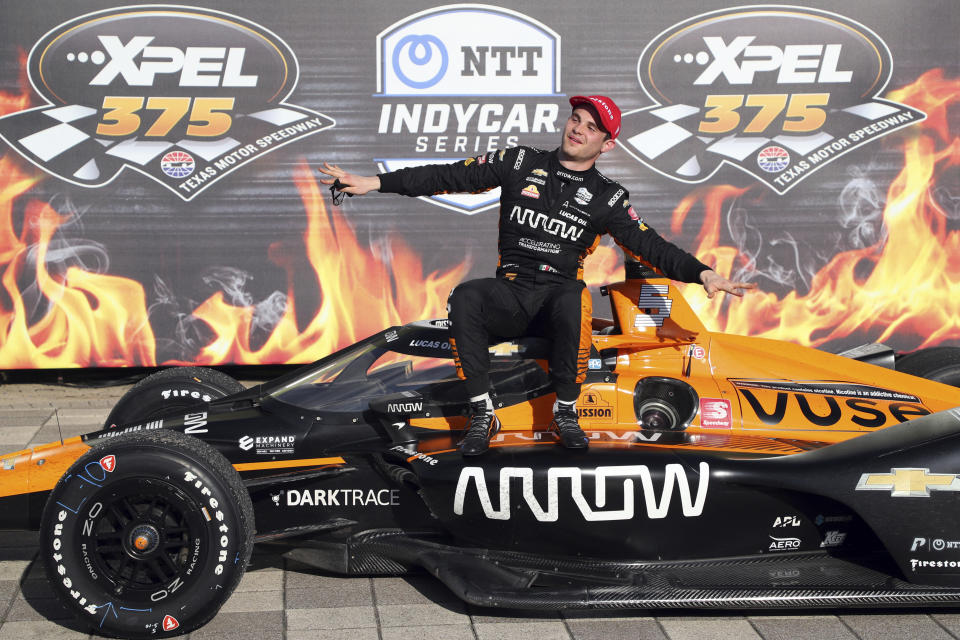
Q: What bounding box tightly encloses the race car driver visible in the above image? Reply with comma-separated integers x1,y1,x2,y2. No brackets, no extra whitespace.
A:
318,95,755,456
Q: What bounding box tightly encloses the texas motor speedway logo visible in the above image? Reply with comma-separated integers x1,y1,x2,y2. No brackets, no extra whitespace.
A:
0,6,333,201
375,4,562,214
619,6,925,194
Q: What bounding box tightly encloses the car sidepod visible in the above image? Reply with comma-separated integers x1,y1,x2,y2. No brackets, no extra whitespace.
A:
334,408,960,609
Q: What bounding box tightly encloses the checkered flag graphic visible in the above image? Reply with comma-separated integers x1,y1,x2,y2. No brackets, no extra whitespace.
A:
620,99,925,194
0,103,334,200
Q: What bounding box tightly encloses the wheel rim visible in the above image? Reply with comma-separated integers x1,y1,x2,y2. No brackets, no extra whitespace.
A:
87,479,206,602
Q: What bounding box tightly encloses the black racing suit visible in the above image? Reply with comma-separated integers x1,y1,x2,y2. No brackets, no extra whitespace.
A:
378,146,710,402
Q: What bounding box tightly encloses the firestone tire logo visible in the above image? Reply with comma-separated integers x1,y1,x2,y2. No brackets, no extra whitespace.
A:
374,4,562,215
619,6,925,194
0,5,334,201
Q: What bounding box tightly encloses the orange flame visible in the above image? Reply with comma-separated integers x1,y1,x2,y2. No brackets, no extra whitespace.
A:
0,156,157,367
0,159,470,368
183,162,470,365
582,244,624,287
0,56,158,368
670,69,960,350
0,49,31,117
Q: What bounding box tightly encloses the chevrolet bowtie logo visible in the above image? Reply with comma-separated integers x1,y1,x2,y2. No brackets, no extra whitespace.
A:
489,342,520,356
856,468,960,497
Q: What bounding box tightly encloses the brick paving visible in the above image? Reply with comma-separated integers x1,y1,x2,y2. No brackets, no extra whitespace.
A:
1,380,958,639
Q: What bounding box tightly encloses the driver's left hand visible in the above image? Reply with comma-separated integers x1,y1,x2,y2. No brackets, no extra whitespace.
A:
700,270,758,298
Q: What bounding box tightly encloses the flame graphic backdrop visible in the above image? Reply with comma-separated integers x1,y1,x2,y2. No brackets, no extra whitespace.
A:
671,70,960,350
0,1,957,369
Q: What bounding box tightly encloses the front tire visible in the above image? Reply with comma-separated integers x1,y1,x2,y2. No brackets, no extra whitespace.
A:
896,347,960,388
41,430,253,638
104,367,245,428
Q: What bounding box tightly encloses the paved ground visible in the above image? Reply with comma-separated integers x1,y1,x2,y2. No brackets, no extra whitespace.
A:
3,380,960,639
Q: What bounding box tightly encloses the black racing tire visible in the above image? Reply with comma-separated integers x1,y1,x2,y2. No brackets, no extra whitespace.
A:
40,430,253,638
104,367,245,428
896,347,960,388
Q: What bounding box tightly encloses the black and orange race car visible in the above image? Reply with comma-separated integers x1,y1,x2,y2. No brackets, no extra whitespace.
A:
2,266,960,638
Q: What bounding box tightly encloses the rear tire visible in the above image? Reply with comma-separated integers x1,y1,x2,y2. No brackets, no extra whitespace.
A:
40,430,253,638
104,367,244,428
896,347,960,388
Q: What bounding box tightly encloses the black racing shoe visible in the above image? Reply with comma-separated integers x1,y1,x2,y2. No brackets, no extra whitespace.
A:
458,400,501,456
550,406,589,449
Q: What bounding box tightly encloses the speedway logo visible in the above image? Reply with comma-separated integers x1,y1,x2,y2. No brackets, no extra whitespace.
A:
619,6,925,194
0,5,333,201
454,462,709,521
374,5,562,214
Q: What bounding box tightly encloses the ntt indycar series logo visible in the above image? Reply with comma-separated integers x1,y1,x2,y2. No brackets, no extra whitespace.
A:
619,6,925,194
0,5,334,201
375,4,562,214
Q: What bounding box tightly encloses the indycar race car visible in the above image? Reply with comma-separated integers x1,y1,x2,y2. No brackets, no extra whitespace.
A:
2,266,960,638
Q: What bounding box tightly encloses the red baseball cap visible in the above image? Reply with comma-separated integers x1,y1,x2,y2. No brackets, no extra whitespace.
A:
569,95,621,140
